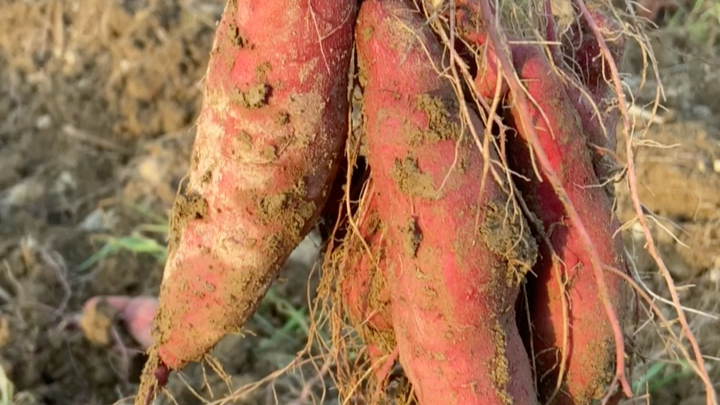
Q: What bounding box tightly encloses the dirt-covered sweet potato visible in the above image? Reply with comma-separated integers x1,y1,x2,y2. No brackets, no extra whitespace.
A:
504,42,628,405
357,1,539,404
136,0,356,401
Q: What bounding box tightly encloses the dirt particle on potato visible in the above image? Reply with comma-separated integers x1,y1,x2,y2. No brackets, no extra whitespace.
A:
227,19,247,48
579,337,615,403
255,193,289,224
261,145,277,160
299,58,320,83
491,320,512,405
287,90,325,147
365,212,381,235
386,16,419,52
236,130,253,152
255,180,316,243
361,26,374,42
232,83,270,108
261,234,286,266
423,285,438,299
480,201,538,286
402,217,422,257
255,61,272,80
168,191,208,253
391,156,442,200
290,199,316,235
458,154,469,173
277,111,290,125
367,255,392,327
201,170,212,183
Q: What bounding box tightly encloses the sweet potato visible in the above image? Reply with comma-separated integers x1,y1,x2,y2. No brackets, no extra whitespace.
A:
81,295,159,350
460,2,625,192
357,1,539,404
509,8,629,403
556,4,626,194
503,43,628,405
138,0,356,392
457,10,629,402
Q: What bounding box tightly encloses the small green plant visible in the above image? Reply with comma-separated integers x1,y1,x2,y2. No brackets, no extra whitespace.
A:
77,205,169,273
255,288,310,351
76,232,168,273
665,0,720,46
633,360,695,394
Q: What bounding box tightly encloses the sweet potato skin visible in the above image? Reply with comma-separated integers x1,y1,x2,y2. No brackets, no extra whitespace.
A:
342,192,392,334
504,44,627,405
357,1,538,404
153,0,355,370
340,187,397,383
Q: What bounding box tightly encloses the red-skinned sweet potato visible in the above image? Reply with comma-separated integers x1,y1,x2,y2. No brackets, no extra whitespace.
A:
504,43,628,405
81,295,159,350
555,4,626,194
460,2,625,190
137,0,356,397
357,1,539,404
457,9,628,402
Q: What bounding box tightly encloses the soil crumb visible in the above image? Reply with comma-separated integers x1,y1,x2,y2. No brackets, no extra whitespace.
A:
232,83,270,108
402,217,422,258
79,300,119,347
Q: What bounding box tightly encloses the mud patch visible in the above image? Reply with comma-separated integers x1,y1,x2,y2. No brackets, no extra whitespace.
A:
410,94,460,145
401,218,422,258
491,321,512,405
480,202,538,286
254,180,316,240
167,192,208,253
391,156,443,200
232,83,271,109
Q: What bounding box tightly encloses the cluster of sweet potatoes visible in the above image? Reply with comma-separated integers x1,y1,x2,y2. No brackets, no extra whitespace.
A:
134,0,632,404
